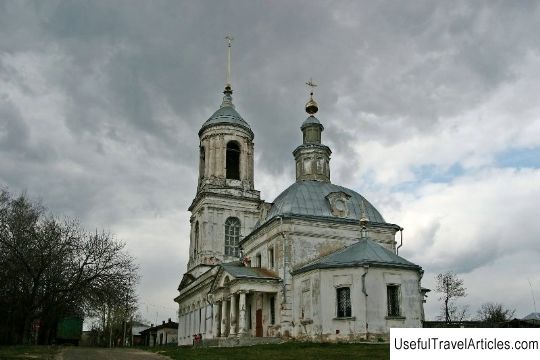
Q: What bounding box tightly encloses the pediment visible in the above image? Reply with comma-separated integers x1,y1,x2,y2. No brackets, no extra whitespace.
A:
178,273,196,291
210,267,237,292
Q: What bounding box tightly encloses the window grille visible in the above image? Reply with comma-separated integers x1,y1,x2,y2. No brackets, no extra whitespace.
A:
224,217,240,256
336,287,351,317
387,285,400,317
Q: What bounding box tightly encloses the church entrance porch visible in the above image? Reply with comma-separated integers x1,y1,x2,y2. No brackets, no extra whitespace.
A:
213,289,278,340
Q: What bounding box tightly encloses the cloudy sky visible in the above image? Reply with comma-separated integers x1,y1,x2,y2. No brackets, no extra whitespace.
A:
2,0,540,323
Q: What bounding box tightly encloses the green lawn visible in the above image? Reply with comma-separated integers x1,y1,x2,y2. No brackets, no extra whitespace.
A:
0,346,58,360
148,342,390,360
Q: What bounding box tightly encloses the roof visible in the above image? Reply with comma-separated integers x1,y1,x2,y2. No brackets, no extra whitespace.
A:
292,238,422,275
301,116,324,130
221,261,280,280
199,104,252,135
140,320,178,333
523,312,540,320
264,181,386,225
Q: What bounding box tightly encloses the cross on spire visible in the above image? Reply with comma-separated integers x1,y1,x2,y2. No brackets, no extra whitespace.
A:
304,78,319,115
306,78,317,96
225,35,234,87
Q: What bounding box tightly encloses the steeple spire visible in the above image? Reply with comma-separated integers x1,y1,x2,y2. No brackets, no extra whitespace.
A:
225,35,233,90
221,35,235,108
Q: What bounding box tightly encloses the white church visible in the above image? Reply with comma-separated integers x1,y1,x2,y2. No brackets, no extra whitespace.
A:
175,47,427,346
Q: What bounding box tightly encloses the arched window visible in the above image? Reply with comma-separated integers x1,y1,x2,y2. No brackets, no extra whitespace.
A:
199,146,205,179
226,141,240,180
224,217,240,256
193,221,199,257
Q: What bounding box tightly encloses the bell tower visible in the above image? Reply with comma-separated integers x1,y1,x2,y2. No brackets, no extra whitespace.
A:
187,37,261,270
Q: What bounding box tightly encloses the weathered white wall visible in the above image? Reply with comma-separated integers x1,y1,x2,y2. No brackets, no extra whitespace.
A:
291,267,423,341
177,272,215,346
189,195,261,269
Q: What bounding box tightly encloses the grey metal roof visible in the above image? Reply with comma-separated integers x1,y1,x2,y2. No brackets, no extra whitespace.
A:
293,238,421,275
523,313,540,320
221,261,279,280
301,116,324,130
264,180,386,224
200,105,252,134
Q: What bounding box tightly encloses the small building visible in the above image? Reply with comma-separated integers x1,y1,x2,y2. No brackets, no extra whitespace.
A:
522,312,540,326
130,321,150,346
140,319,178,346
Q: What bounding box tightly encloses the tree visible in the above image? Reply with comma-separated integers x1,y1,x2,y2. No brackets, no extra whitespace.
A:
435,271,467,323
477,302,515,324
0,189,139,345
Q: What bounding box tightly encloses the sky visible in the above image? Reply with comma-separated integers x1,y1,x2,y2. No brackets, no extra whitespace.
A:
1,0,540,323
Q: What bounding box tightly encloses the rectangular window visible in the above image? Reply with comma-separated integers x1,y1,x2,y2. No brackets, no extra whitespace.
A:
301,290,311,319
387,284,400,317
270,296,276,325
199,308,202,332
247,304,252,329
336,287,351,318
268,247,274,268
256,253,262,268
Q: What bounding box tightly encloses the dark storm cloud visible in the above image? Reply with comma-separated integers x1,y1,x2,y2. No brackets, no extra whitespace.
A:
2,0,540,321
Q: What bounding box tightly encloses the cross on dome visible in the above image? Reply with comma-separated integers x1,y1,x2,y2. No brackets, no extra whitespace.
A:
305,78,319,115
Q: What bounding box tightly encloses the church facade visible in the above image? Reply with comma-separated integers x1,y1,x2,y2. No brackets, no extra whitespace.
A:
174,81,427,345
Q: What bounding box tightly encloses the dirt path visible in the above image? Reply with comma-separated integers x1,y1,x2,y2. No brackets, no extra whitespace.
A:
58,347,170,360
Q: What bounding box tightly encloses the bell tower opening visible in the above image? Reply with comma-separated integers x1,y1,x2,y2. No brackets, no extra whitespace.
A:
199,146,205,180
226,141,241,180
193,221,199,258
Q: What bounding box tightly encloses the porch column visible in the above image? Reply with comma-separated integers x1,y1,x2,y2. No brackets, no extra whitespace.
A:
212,302,220,337
179,313,184,339
238,291,247,336
229,293,237,336
221,299,228,337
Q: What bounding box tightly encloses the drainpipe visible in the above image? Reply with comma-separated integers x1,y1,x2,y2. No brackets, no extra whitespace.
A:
277,216,288,304
361,265,369,337
396,227,404,255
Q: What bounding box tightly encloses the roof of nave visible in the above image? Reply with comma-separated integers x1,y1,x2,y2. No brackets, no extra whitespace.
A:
292,238,421,275
220,261,280,280
263,180,386,225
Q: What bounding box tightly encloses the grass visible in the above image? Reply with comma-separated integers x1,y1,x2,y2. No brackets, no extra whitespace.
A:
146,342,390,360
0,346,58,360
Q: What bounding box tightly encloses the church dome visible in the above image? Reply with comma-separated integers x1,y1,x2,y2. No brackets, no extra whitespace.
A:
199,106,252,135
265,180,386,224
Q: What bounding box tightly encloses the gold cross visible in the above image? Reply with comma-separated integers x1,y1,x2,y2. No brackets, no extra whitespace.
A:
306,78,317,95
